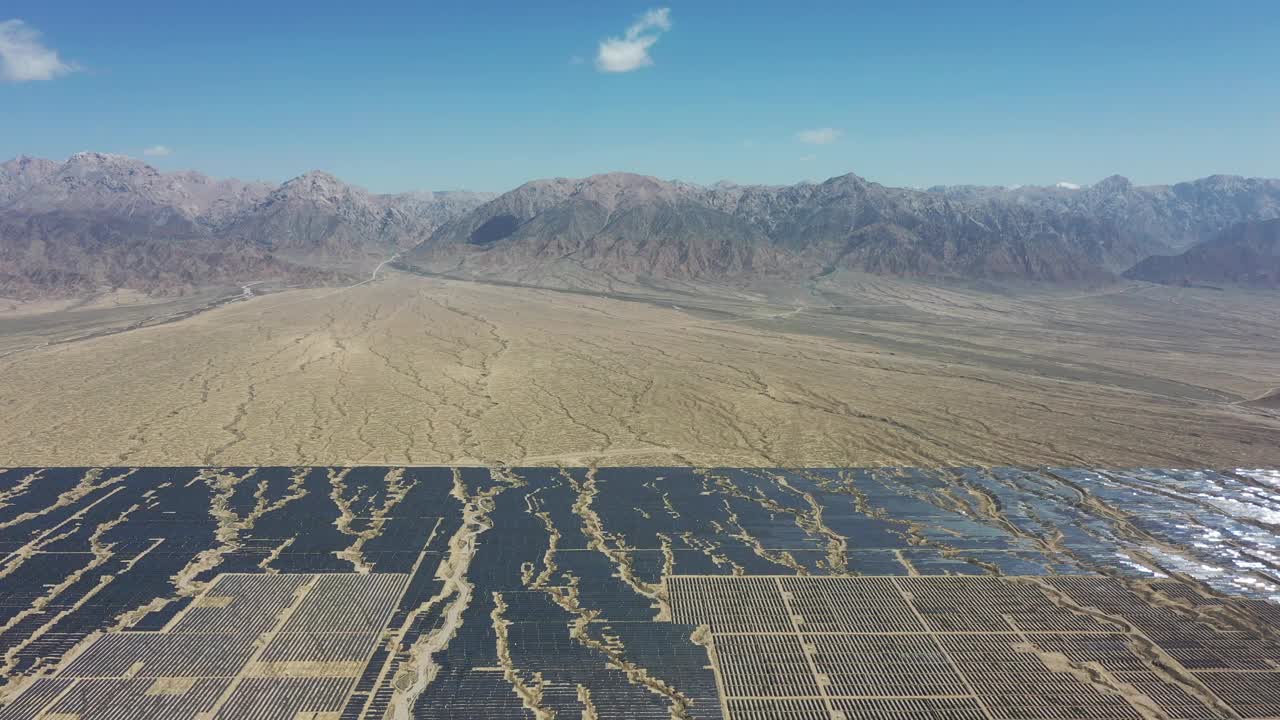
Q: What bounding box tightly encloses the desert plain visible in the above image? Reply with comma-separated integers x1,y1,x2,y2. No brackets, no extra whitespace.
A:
0,270,1277,468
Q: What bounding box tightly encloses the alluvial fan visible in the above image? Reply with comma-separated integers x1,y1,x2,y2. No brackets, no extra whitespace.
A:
0,466,1277,719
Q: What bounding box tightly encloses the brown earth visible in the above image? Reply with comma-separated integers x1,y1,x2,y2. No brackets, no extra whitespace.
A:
0,270,1276,468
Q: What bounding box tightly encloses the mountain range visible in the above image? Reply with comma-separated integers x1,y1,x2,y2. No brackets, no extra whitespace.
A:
0,153,494,297
3,153,1280,298
403,171,1280,287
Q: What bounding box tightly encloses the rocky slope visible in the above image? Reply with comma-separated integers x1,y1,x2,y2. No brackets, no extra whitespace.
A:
930,174,1280,265
411,173,792,284
2,153,274,222
403,171,1280,285
0,154,493,297
220,171,497,269
0,210,340,297
1124,218,1280,288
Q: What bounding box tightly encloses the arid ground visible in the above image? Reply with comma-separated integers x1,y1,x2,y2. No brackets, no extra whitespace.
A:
0,271,1277,468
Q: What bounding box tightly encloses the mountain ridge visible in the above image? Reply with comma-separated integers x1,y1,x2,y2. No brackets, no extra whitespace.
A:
0,154,495,297
4,153,1280,297
1124,218,1280,288
403,169,1280,286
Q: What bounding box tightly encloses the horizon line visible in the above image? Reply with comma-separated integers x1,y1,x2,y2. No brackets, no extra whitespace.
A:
4,151,1278,198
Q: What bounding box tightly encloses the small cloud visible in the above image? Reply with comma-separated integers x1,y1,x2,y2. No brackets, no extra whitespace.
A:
799,154,817,161
143,145,172,157
796,127,842,145
1056,181,1081,190
596,7,671,73
0,19,78,83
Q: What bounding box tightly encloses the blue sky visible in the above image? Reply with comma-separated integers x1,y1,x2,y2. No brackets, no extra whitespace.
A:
2,1,1277,193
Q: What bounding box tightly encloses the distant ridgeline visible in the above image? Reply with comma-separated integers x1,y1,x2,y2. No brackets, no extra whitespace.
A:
5,153,1280,296
0,466,1277,719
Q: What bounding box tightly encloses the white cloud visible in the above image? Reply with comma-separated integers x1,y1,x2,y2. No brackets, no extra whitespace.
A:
796,127,842,145
1056,181,1081,190
0,19,78,83
799,154,817,161
143,145,172,157
596,8,671,73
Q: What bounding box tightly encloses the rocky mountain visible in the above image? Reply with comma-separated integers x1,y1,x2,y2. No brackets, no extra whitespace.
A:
402,171,1280,285
1124,218,1280,288
5,153,1280,298
929,174,1280,263
2,153,274,223
220,171,494,269
0,210,340,298
0,154,493,297
0,156,60,206
219,170,398,268
702,174,1130,281
381,190,508,239
410,173,790,284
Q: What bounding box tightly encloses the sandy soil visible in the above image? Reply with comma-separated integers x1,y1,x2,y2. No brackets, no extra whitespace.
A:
0,286,242,359
1243,388,1280,410
0,271,1276,467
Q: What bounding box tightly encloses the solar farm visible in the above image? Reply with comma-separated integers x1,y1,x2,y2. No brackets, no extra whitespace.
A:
0,466,1278,719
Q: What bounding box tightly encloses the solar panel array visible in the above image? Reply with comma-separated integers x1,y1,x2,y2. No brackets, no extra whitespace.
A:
0,466,1277,719
4,571,405,719
669,574,1280,719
